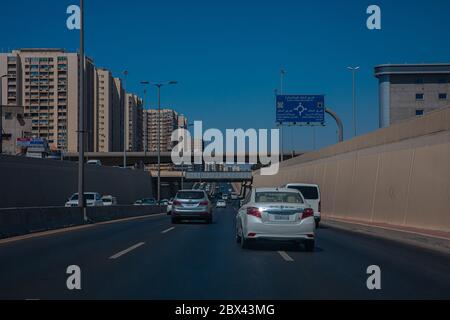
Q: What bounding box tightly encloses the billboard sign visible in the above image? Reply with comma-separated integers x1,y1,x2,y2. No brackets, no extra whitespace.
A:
276,95,325,125
16,138,32,148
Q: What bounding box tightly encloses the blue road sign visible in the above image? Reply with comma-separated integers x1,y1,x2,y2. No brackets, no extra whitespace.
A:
276,95,325,125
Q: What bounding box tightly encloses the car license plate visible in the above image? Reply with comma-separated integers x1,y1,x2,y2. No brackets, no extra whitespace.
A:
273,215,290,221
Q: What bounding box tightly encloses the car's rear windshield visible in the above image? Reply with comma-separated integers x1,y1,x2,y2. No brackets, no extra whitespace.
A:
287,186,319,200
255,192,304,204
177,191,205,199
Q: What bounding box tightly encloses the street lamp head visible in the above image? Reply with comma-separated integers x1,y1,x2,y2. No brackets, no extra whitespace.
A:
168,81,178,85
347,66,360,71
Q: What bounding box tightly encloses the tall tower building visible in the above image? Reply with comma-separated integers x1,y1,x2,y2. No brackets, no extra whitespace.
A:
0,48,95,152
125,93,143,152
143,108,180,152
94,68,114,152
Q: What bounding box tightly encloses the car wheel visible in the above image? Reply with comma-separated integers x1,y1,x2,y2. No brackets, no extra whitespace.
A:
304,239,315,252
206,217,213,224
171,218,178,224
239,224,250,249
236,225,242,244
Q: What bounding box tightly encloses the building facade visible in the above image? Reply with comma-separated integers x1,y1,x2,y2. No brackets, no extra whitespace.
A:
94,68,114,152
375,64,450,127
0,48,96,152
125,93,143,152
143,109,181,152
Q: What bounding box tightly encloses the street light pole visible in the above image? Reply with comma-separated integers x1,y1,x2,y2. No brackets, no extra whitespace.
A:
78,0,86,217
347,66,360,137
151,81,177,203
0,74,8,154
156,84,162,203
123,70,128,168
140,81,149,157
280,69,286,162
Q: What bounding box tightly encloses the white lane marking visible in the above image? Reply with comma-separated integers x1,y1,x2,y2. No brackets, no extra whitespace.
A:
278,251,294,262
109,242,145,260
162,227,175,234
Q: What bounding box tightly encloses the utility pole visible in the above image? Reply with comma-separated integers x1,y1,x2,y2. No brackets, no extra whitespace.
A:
78,0,86,219
280,68,286,162
123,70,128,168
0,74,8,154
151,81,177,203
157,84,161,203
347,66,360,137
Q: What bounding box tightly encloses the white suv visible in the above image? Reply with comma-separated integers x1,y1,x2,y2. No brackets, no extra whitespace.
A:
236,187,315,251
283,183,321,228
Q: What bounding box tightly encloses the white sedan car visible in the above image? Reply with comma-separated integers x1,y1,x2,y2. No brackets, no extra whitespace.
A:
216,200,227,208
236,187,315,251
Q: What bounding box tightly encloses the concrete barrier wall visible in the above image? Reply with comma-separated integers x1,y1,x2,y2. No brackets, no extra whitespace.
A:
0,155,154,208
254,108,450,233
0,205,166,239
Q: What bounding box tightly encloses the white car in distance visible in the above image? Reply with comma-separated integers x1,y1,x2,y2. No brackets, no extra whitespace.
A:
102,195,117,206
87,160,102,166
216,200,227,208
236,187,315,251
65,192,104,207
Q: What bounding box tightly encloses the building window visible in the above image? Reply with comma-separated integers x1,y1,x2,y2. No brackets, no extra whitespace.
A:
439,93,447,100
415,78,424,84
416,109,424,116
415,93,424,101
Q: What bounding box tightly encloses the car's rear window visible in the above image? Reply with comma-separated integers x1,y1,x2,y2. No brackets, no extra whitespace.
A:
288,186,319,200
177,191,205,199
255,192,304,204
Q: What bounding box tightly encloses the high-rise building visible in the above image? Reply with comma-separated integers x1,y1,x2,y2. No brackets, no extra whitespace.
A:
375,64,450,127
93,68,127,152
143,109,181,152
125,93,143,152
0,48,95,152
94,68,114,152
113,77,125,152
178,114,187,129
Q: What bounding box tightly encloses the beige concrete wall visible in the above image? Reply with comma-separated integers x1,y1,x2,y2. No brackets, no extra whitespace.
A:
253,107,450,233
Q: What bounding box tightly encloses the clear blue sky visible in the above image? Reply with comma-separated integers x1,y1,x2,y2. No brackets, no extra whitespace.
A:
1,0,450,151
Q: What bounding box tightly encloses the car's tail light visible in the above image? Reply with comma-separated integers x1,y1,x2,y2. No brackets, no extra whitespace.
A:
200,201,209,206
302,208,314,220
247,207,262,219
173,200,182,206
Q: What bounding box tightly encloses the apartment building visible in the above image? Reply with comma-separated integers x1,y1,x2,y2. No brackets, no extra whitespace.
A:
375,64,450,127
125,93,143,152
113,77,125,152
93,68,128,152
178,114,188,129
0,48,95,152
143,109,181,152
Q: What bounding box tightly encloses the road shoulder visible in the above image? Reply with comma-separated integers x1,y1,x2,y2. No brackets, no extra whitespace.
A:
322,218,450,255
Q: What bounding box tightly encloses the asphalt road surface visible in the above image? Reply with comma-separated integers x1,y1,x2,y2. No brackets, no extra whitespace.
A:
0,202,449,300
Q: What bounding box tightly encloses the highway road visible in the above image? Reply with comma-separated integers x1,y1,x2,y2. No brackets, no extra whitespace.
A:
0,202,449,300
